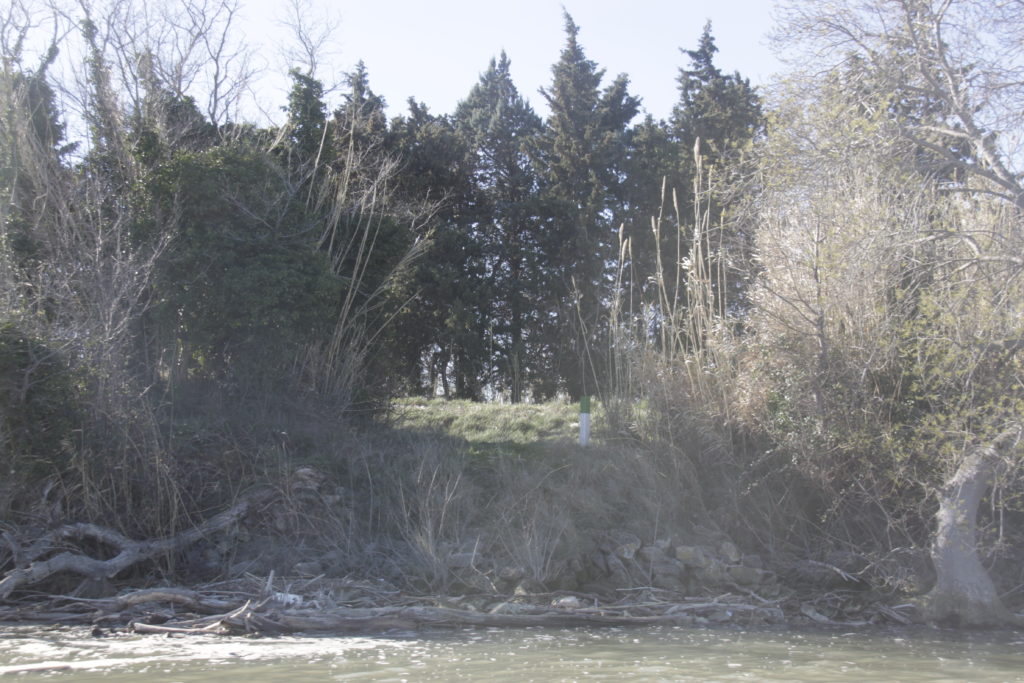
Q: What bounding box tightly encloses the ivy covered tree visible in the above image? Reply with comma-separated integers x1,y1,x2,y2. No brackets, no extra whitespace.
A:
1,48,73,280
142,143,340,392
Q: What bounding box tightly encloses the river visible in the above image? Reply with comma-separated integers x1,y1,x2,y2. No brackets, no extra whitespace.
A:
2,624,1022,681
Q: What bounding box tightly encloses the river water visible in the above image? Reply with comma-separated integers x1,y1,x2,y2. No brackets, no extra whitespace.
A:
2,624,1023,681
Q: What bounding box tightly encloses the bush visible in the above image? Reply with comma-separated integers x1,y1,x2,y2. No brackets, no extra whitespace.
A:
0,321,78,514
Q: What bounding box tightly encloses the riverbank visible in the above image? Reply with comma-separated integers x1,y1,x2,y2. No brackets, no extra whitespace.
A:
1,400,1019,633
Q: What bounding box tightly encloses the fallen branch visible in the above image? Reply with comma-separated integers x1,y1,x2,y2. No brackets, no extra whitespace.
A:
0,488,276,600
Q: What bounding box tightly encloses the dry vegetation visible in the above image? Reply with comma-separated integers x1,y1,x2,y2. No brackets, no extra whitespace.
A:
3,0,1024,630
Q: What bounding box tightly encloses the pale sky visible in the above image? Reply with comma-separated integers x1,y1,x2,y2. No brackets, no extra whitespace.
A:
244,0,783,123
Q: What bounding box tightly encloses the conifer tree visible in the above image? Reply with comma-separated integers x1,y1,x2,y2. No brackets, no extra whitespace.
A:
455,52,544,402
285,68,328,166
671,22,762,168
535,11,639,398
388,99,479,397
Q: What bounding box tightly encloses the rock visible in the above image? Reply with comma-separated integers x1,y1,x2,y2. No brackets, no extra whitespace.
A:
650,560,688,592
514,578,545,595
499,566,526,582
695,558,728,586
718,541,741,564
603,554,632,586
459,573,497,594
728,565,764,586
203,546,223,566
586,553,608,575
674,545,710,568
637,545,668,563
649,558,685,579
552,595,581,609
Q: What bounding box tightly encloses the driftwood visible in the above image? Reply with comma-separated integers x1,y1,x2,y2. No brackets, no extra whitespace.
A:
0,488,276,600
0,571,926,635
125,598,777,636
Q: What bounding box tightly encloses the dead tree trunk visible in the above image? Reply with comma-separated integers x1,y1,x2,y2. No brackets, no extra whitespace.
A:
0,488,275,600
923,425,1021,626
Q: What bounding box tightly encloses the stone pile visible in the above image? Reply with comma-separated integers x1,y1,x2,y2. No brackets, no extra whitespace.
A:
579,531,773,595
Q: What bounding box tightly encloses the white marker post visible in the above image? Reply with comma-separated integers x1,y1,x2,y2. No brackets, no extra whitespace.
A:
579,395,591,446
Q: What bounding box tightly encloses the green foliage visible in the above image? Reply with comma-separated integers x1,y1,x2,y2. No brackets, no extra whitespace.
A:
391,398,581,458
535,11,640,398
454,52,546,402
286,68,328,163
0,321,78,481
671,22,763,165
132,76,216,166
333,61,389,160
143,144,341,385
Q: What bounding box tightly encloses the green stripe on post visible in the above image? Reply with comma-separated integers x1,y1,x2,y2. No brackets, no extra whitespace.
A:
579,395,591,446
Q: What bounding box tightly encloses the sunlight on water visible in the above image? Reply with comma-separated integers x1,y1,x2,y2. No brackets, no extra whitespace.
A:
1,625,1023,681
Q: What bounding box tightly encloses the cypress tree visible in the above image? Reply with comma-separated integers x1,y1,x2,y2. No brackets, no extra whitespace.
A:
535,11,639,398
455,52,544,402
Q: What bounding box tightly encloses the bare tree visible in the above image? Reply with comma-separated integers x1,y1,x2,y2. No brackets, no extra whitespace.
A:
777,0,1024,211
761,0,1024,625
276,0,340,82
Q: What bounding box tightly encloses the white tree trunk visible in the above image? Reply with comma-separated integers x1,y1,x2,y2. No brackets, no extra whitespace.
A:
923,426,1021,626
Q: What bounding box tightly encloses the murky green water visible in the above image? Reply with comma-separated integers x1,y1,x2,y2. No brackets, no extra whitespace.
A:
2,624,1022,681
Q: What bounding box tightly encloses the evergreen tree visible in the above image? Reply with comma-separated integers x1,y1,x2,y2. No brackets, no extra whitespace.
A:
455,52,545,402
667,23,764,314
388,99,480,398
333,61,389,163
535,12,639,398
1,53,73,275
142,143,340,390
285,68,328,166
671,22,762,167
619,114,680,312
